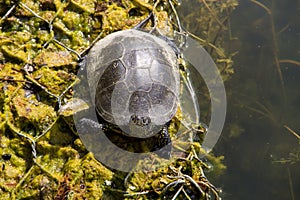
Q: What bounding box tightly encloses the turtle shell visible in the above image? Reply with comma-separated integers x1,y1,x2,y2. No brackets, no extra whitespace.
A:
85,29,180,137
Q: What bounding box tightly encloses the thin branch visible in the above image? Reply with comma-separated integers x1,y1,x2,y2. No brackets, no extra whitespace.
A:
182,188,193,200
279,59,300,67
251,0,286,119
19,2,50,23
201,0,226,28
53,39,81,59
250,0,271,14
284,125,300,140
171,185,184,200
0,3,17,24
182,174,205,195
123,191,149,196
287,167,295,200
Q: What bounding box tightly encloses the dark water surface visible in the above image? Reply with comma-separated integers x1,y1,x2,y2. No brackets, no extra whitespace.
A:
181,0,300,199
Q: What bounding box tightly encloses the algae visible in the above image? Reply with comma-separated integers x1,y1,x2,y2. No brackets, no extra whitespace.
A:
0,0,237,199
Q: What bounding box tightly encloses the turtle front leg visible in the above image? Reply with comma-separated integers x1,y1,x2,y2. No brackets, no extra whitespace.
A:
152,124,172,159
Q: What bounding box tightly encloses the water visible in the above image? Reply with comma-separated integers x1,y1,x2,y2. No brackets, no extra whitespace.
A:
180,0,300,199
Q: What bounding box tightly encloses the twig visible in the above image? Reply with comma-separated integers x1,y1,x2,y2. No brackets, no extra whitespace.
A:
250,0,271,14
251,0,286,118
53,39,81,59
33,159,60,182
171,184,184,200
244,104,275,122
189,31,226,58
162,178,185,194
167,174,204,196
168,0,183,33
79,31,105,58
24,63,79,108
284,125,300,140
14,164,36,193
201,0,226,28
287,167,295,200
182,174,205,195
35,117,59,140
0,3,17,24
19,2,51,25
24,73,59,100
182,188,193,200
124,171,133,187
123,191,149,196
197,177,220,200
56,77,80,107
279,59,300,67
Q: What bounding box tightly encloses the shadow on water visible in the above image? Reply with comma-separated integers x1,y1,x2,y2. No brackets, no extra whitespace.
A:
181,0,300,199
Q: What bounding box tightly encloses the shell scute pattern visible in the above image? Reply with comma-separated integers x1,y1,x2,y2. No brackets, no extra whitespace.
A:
98,60,126,90
86,29,180,137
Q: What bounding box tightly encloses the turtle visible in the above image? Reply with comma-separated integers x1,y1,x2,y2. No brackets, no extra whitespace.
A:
76,14,183,158
87,29,179,135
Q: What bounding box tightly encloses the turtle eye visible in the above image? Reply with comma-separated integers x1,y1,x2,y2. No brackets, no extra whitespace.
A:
130,114,137,123
142,117,151,126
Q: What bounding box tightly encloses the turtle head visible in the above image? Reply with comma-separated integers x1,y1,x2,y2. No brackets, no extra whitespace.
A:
126,93,160,138
127,114,159,138
130,114,151,127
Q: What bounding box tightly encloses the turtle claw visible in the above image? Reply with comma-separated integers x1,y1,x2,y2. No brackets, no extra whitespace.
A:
152,125,172,159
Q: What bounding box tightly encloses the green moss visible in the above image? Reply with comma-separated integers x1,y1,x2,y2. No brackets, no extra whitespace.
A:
58,153,113,199
9,138,32,159
1,45,29,63
102,4,130,31
12,92,57,131
69,0,96,14
0,136,29,196
32,67,76,95
13,167,58,199
33,50,74,68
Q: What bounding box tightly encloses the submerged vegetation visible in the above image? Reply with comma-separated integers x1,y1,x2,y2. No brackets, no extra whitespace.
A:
0,0,237,199
211,0,300,199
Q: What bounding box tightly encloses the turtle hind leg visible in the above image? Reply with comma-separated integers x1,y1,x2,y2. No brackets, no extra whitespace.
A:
152,124,172,159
